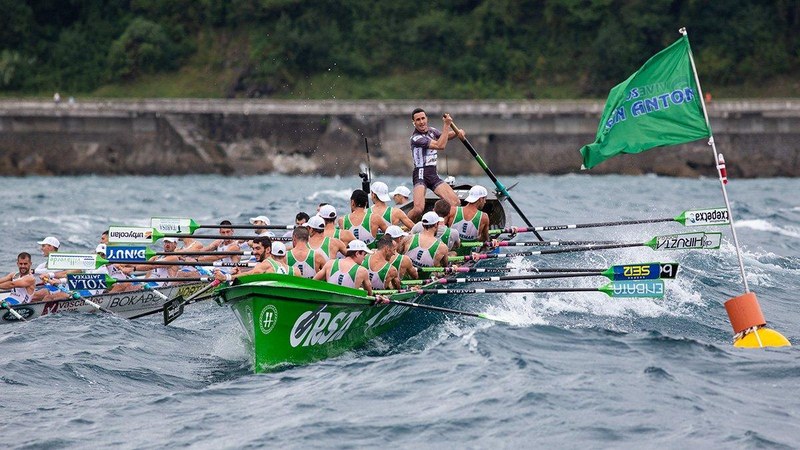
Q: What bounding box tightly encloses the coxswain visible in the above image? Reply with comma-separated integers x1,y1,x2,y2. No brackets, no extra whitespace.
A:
361,234,402,290
0,252,36,305
307,215,347,261
313,240,375,294
319,204,355,244
384,226,419,280
369,181,414,229
287,226,326,278
389,185,411,206
339,190,388,245
407,109,463,221
405,212,448,268
448,185,490,243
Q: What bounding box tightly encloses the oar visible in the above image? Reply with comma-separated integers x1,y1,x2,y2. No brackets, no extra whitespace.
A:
460,239,620,248
1,300,27,321
103,245,253,262
65,273,214,291
376,280,665,298
107,226,292,244
449,232,722,262
420,262,679,279
448,119,544,241
151,217,296,234
47,253,258,271
371,297,508,323
163,280,222,325
489,207,731,235
406,262,678,284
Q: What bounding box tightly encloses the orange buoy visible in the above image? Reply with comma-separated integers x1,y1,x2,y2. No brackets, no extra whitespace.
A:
724,292,765,334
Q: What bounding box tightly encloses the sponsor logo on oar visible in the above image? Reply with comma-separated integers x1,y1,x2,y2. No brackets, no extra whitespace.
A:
67,273,108,291
151,217,192,235
48,253,103,270
678,207,730,226
653,232,722,250
108,226,153,244
601,280,665,298
106,245,148,261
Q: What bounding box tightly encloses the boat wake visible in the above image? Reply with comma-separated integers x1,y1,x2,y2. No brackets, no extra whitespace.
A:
736,219,800,239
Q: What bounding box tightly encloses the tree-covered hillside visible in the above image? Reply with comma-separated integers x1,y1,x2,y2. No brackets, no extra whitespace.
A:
1,0,798,99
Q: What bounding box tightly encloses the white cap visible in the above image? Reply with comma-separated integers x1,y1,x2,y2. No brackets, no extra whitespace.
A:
371,182,390,202
318,204,337,220
465,185,488,203
37,236,60,248
307,215,326,230
163,237,178,243
271,241,287,257
95,244,107,255
249,215,271,225
389,186,411,198
385,225,409,238
421,211,444,226
346,239,374,254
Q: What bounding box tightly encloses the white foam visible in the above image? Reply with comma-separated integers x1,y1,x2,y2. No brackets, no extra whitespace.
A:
736,219,800,239
306,189,353,202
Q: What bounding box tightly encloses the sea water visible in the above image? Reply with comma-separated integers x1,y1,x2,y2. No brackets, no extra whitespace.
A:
1,174,798,448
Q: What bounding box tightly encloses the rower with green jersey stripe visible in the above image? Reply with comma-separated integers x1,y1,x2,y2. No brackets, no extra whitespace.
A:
361,234,402,290
368,181,415,229
287,226,326,278
385,225,419,280
449,185,490,242
318,204,355,245
339,189,388,246
306,216,347,261
214,235,285,282
314,239,375,295
410,199,461,252
405,212,449,268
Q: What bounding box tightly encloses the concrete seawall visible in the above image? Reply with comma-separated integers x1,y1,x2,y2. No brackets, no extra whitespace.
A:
1,99,798,177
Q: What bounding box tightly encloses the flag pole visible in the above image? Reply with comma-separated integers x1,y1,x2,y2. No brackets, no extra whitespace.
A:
680,27,789,348
679,27,748,292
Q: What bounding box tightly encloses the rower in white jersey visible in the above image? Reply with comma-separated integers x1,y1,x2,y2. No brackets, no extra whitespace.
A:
314,240,375,294
361,234,401,290
199,220,241,274
369,181,415,229
136,237,181,287
410,199,461,253
448,185,490,243
268,242,290,274
384,226,419,280
338,189,388,246
287,226,326,278
319,204,355,245
31,236,69,302
283,212,310,238
0,252,36,305
307,215,348,261
405,212,449,268
389,185,411,206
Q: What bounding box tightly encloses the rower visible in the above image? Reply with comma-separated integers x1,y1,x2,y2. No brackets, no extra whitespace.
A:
319,204,355,244
31,236,68,302
449,185,490,243
307,215,347,261
249,215,275,237
389,185,411,206
407,109,463,221
268,242,290,274
199,220,241,273
96,244,134,293
369,181,414,229
100,230,109,244
410,199,461,253
137,237,181,286
405,212,448,268
215,236,281,281
283,212,310,238
287,226,326,278
361,234,402,290
0,252,36,305
384,226,418,280
313,240,374,295
338,189,387,245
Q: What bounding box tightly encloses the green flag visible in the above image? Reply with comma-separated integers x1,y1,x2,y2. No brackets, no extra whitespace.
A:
580,35,711,169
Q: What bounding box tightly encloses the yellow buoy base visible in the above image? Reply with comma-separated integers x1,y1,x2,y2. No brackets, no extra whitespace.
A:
734,327,791,348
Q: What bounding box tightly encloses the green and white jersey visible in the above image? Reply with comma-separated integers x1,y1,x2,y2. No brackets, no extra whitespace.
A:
361,255,392,290
327,259,360,288
452,207,484,241
288,246,317,278
405,234,443,268
343,210,376,244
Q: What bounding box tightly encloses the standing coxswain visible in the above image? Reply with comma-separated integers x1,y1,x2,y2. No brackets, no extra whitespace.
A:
407,109,463,221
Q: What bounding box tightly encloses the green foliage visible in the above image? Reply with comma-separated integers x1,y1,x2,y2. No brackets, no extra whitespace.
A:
0,0,797,98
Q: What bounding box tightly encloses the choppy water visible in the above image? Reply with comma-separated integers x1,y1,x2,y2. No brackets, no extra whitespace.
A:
1,174,799,448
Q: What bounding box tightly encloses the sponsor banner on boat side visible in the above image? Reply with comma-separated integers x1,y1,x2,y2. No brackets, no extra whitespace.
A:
106,246,147,262
108,226,153,244
655,232,721,250
151,217,192,235
48,253,98,270
608,280,664,297
40,296,109,316
67,274,108,291
685,208,730,226
289,310,362,348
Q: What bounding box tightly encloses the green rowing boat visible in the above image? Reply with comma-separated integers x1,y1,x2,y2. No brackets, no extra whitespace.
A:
215,273,423,372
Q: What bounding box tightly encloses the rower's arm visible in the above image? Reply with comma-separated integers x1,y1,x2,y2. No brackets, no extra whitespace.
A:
479,214,490,243
0,272,12,284
357,267,373,296
395,209,415,230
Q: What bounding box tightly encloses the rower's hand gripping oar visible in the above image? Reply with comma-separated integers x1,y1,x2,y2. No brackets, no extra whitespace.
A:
1,300,27,321
448,118,544,241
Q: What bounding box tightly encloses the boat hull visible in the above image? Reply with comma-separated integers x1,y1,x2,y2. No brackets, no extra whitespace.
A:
218,273,422,372
1,282,207,324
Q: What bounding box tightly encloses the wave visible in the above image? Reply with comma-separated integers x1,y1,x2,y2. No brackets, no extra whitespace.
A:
736,219,800,239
